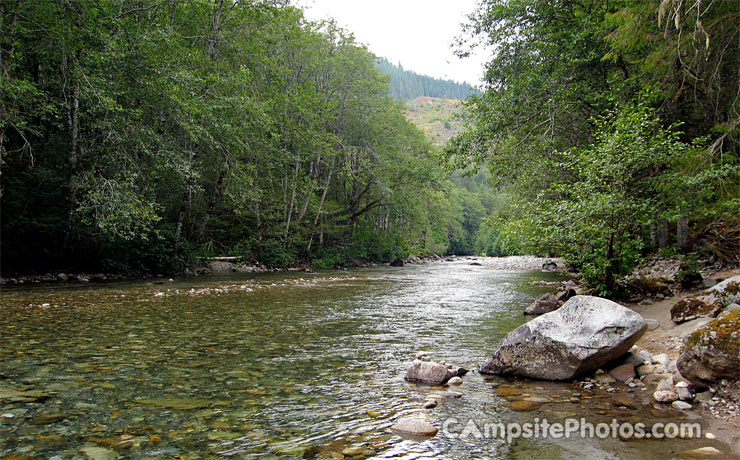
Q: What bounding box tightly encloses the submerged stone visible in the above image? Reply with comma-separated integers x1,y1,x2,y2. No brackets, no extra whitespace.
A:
79,446,118,460
134,398,212,410
390,417,438,437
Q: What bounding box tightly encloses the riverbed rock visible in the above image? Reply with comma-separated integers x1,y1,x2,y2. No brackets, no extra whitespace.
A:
672,400,692,410
390,259,405,267
481,296,647,380
509,400,540,411
0,387,51,403
653,390,679,403
79,446,118,460
422,400,437,409
671,275,740,323
676,309,740,385
390,417,438,437
405,360,465,385
542,261,558,271
677,386,694,401
594,373,617,384
608,363,635,382
680,447,725,459
447,376,463,385
30,413,67,425
134,398,212,409
523,288,576,315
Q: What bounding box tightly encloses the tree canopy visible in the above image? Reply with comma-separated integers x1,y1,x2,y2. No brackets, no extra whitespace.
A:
0,0,472,274
448,0,739,293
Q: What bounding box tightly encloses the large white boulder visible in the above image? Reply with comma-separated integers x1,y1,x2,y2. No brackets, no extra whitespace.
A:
481,296,647,380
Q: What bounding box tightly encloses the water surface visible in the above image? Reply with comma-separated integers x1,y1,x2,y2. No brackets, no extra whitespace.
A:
0,260,733,459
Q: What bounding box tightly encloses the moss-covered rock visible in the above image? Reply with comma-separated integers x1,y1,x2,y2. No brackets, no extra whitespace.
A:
670,297,723,323
617,277,673,302
677,309,740,385
670,275,740,323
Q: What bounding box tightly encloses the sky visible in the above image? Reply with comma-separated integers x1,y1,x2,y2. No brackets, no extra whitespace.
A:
295,0,489,87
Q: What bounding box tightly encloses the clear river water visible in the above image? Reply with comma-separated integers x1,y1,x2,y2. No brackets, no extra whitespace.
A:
0,259,734,459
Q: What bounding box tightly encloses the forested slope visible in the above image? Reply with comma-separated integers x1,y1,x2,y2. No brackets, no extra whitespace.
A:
0,0,466,274
376,58,478,102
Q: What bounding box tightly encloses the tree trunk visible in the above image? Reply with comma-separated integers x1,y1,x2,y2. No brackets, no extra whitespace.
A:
63,79,80,251
305,158,335,253
657,219,671,249
605,232,616,294
197,174,223,239
677,216,690,251
283,150,300,246
174,187,190,240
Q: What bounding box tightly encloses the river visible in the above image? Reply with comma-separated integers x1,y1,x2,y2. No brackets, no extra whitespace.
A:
0,259,733,459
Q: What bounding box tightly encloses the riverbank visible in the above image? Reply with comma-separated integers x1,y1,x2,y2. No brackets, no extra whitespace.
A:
529,265,740,454
628,267,740,453
0,254,565,286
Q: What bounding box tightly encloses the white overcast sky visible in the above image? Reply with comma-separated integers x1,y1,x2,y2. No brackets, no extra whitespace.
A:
295,0,488,86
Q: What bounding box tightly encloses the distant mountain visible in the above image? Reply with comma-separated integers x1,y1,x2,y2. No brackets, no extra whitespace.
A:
405,96,465,146
376,58,479,102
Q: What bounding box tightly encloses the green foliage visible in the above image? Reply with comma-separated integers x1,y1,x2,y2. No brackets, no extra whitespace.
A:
501,103,702,292
0,0,457,275
675,256,702,289
447,0,740,292
99,232,195,276
376,58,479,101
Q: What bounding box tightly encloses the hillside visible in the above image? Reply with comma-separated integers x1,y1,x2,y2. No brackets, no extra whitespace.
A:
405,96,464,146
376,58,478,102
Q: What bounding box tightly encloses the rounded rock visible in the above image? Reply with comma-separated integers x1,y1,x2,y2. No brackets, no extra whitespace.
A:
654,390,679,403
390,417,438,437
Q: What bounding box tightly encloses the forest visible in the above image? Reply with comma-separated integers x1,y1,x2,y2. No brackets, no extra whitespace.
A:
2,0,738,290
376,58,479,102
0,0,495,276
447,0,740,293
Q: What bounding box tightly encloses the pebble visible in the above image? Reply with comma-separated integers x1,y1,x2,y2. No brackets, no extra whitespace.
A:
654,390,679,403
672,400,692,410
680,446,724,458
422,400,437,409
510,400,541,411
342,447,365,456
447,376,462,385
594,374,616,384
79,446,118,460
677,387,693,401
656,378,674,392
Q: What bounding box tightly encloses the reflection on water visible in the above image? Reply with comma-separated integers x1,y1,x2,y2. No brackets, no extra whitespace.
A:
0,261,733,459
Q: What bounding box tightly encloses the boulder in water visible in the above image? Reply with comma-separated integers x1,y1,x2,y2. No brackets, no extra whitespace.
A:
404,360,467,385
481,295,647,380
524,288,576,315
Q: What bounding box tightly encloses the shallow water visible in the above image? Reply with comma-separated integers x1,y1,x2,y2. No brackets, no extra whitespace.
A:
0,260,735,459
